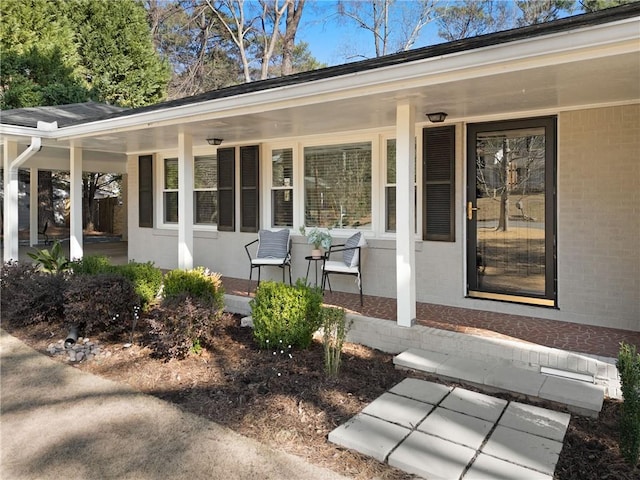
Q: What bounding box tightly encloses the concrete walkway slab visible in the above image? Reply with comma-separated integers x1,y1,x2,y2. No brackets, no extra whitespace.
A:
327,413,409,462
539,375,604,414
499,402,570,442
440,388,508,422
388,378,452,404
393,348,448,373
436,356,494,385
361,392,434,429
481,425,564,475
388,430,476,480
464,453,552,480
1,330,347,480
417,407,494,450
485,364,546,397
393,348,605,416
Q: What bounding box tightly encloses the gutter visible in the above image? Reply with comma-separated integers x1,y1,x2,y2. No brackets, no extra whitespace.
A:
3,121,57,262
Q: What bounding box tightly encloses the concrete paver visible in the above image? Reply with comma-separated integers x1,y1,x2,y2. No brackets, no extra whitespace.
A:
388,430,476,480
361,392,434,429
499,402,570,442
329,379,570,479
327,413,409,462
417,407,493,450
464,453,552,480
481,425,564,475
388,377,452,404
440,388,508,422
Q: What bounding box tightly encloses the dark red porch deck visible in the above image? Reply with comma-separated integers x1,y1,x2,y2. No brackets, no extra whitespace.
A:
222,276,639,359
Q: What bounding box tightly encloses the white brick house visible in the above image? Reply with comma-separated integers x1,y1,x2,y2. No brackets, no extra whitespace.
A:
2,5,639,333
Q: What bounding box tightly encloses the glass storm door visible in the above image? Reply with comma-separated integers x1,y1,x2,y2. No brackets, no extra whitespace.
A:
467,117,557,306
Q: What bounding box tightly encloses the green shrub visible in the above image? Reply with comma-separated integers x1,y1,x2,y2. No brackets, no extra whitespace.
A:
113,262,163,311
0,261,66,326
163,267,225,309
70,255,112,275
70,257,163,311
250,280,323,350
321,306,351,376
64,273,139,338
27,240,71,273
148,293,221,360
617,342,640,466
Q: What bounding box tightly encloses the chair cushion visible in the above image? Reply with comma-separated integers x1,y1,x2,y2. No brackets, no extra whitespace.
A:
343,232,363,267
256,229,290,259
322,260,359,274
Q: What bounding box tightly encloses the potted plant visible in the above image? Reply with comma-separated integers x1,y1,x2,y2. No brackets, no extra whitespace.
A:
299,225,332,258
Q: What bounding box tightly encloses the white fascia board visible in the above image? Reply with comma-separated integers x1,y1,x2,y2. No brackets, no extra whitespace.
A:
27,17,640,142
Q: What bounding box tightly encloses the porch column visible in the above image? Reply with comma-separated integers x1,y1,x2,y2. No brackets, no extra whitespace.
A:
177,131,194,270
69,145,83,260
30,168,39,246
395,101,417,327
3,141,19,262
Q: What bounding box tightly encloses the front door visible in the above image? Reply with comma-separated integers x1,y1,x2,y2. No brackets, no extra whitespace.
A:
466,117,557,306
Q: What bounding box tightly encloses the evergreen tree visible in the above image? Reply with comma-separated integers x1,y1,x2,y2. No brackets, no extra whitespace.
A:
72,0,171,107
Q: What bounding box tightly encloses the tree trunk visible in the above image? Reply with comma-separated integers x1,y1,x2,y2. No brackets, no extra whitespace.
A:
281,0,305,76
38,171,55,227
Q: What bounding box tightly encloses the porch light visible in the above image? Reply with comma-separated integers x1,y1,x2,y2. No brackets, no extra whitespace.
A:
426,112,448,123
207,138,223,145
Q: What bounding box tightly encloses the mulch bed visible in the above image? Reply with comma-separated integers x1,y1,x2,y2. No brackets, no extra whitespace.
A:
4,312,638,479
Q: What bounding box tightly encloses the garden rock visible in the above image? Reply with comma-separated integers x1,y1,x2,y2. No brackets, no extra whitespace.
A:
46,337,102,362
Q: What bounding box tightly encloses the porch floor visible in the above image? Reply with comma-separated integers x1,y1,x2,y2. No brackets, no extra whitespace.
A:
12,241,638,359
222,277,639,359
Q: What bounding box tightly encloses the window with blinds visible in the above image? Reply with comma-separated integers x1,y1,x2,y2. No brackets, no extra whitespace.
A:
163,158,178,223
385,139,417,233
304,142,372,230
194,155,217,225
271,148,293,227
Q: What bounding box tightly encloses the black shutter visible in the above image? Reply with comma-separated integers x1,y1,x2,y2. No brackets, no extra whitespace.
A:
217,147,235,231
240,145,260,232
138,155,153,228
423,126,455,241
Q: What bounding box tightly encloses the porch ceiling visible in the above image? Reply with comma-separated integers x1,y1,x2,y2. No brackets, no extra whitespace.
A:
67,50,639,155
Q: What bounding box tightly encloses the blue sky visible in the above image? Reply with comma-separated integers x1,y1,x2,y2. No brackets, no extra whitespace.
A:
294,1,444,66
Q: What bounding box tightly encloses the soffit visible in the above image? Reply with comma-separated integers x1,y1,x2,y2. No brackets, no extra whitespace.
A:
65,49,638,154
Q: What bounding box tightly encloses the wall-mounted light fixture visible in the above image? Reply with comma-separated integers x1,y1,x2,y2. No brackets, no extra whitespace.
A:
426,112,448,123
207,138,223,146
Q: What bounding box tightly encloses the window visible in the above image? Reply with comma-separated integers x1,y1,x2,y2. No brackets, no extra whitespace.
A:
304,142,371,229
385,139,417,233
163,158,178,223
271,148,293,227
194,155,217,225
386,140,396,231
163,155,219,226
423,126,455,241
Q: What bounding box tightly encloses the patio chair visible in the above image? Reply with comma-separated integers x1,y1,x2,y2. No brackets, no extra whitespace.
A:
244,229,292,294
321,231,366,306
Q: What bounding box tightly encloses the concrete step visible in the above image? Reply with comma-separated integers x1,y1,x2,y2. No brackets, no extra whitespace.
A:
394,348,604,417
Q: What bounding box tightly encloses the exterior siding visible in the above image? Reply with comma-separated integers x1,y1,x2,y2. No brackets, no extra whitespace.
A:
557,105,640,331
126,105,639,332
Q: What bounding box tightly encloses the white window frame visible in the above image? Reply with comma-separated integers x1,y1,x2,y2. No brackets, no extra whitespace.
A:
300,137,377,234
193,154,218,226
269,147,294,228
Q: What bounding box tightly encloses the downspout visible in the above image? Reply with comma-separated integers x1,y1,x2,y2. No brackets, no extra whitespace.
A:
3,121,56,262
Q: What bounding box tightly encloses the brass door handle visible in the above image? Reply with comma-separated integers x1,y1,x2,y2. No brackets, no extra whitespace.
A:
467,202,479,220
